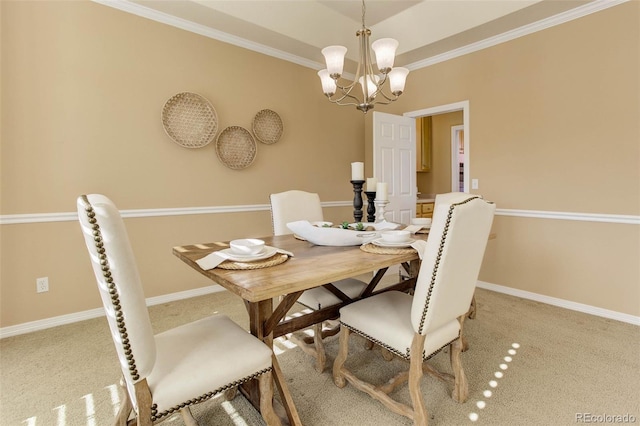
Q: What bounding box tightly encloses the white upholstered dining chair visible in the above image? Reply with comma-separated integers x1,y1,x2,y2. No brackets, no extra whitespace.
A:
77,194,280,426
269,190,368,373
333,193,495,425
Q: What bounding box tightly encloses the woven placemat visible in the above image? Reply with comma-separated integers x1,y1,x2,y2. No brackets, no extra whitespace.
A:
217,253,289,270
360,243,416,255
252,109,283,144
162,92,218,148
215,126,257,170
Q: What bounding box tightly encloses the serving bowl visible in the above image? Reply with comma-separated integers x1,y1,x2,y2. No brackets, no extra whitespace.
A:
380,230,411,244
229,238,265,255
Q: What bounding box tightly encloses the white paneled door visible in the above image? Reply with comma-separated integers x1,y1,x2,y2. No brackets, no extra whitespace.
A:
373,112,416,224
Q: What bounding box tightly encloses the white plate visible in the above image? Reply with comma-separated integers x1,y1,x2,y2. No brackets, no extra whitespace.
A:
219,246,277,262
371,238,416,248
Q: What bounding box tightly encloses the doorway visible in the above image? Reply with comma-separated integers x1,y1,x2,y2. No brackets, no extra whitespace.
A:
451,125,465,192
404,101,469,193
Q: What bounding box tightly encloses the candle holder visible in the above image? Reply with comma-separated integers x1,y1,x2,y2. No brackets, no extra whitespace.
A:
375,199,389,223
364,191,377,223
350,180,365,223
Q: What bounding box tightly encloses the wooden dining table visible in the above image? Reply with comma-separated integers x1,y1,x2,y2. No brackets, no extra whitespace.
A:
172,233,427,425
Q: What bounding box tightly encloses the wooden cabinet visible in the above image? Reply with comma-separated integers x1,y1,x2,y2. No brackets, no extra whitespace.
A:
416,202,434,218
416,116,432,173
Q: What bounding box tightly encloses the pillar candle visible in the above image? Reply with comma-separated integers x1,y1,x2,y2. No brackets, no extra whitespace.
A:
351,162,364,181
376,182,388,201
366,177,377,192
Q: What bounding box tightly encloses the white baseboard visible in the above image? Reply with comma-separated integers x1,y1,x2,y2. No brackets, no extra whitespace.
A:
476,281,640,326
0,285,225,339
2,280,637,339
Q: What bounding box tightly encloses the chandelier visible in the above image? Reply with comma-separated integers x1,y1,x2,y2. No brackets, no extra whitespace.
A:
317,0,409,113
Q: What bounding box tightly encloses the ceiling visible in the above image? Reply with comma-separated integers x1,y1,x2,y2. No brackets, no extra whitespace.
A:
115,0,596,71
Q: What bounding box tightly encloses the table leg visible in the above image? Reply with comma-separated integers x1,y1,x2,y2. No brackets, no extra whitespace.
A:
244,299,302,426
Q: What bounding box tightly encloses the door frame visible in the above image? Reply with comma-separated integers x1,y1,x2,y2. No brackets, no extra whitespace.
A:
451,124,465,192
404,101,470,193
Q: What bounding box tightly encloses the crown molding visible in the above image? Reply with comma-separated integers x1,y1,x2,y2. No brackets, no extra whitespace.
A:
91,0,325,70
405,0,629,70
92,0,627,74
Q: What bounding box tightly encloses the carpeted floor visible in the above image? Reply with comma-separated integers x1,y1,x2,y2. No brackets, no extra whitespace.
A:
1,286,639,425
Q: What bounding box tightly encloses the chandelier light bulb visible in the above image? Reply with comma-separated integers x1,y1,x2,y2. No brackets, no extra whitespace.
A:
371,38,398,73
388,67,409,95
321,45,347,77
317,69,337,96
358,74,380,98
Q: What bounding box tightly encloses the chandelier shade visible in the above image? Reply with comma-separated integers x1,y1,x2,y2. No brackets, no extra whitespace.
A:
317,0,409,113
371,38,397,72
321,46,348,77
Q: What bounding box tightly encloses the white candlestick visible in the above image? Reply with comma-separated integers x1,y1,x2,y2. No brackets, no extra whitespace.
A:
376,182,388,201
351,162,364,181
366,177,377,192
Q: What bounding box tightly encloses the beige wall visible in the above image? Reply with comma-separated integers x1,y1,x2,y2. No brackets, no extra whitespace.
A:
0,1,362,326
1,1,638,328
368,2,639,316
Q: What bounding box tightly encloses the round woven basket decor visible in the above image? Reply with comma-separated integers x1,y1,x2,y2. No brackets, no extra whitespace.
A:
252,109,283,144
215,126,257,170
162,92,218,148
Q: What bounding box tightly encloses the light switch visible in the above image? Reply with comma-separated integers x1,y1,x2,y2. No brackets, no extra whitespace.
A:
471,179,479,190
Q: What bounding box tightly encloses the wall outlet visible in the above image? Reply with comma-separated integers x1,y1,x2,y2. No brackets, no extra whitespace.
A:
471,179,479,190
36,277,49,293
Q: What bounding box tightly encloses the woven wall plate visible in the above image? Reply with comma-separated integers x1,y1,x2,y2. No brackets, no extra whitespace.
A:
252,109,283,144
162,92,218,148
215,126,257,170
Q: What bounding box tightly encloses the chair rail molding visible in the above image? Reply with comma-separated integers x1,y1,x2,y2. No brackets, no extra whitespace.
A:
1,205,638,225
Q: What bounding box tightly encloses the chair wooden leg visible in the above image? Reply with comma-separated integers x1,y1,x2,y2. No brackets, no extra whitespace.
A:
258,370,282,426
381,347,394,361
115,376,132,426
459,314,469,352
289,323,327,373
450,337,469,403
333,326,350,388
180,407,198,426
133,379,153,426
467,295,477,319
409,333,429,426
312,322,327,373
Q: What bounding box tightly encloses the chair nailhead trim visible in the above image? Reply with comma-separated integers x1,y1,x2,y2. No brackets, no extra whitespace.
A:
417,196,480,335
340,323,454,361
150,367,273,421
79,195,141,382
